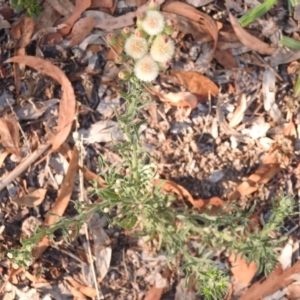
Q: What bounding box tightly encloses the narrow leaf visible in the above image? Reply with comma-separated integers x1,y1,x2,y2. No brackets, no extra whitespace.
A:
280,35,300,50
239,0,277,27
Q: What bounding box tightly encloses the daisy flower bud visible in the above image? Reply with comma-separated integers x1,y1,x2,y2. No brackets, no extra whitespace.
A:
121,27,131,39
124,35,148,60
115,54,126,64
148,0,160,11
135,29,147,38
136,12,145,29
107,33,117,46
118,70,131,80
150,35,175,63
134,55,159,82
142,11,165,36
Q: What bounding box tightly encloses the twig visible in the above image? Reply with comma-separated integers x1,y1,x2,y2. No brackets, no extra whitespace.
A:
77,136,104,300
0,142,51,192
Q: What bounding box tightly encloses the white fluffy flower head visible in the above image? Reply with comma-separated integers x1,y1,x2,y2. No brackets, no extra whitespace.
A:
124,35,148,60
134,56,159,82
142,11,165,36
150,35,175,63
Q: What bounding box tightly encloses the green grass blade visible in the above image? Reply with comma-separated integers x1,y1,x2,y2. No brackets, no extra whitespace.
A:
294,72,300,97
289,0,300,7
280,35,300,50
239,0,277,27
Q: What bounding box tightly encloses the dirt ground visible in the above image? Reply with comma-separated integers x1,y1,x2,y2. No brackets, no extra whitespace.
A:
1,0,300,299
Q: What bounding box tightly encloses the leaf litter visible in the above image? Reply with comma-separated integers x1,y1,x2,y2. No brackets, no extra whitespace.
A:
1,0,300,299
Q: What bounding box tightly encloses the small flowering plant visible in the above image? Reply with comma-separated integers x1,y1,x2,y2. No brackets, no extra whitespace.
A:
107,0,175,82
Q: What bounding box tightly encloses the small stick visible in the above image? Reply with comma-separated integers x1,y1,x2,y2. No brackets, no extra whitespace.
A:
0,142,51,192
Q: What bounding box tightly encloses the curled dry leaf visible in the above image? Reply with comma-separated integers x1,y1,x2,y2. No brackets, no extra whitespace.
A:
229,94,247,128
229,253,258,293
6,56,76,151
57,0,91,36
169,70,219,100
240,261,300,300
229,121,296,201
45,0,74,17
163,1,218,62
68,16,95,47
12,188,47,207
159,92,198,109
0,118,21,158
152,179,227,211
32,147,79,259
65,277,97,298
228,12,276,55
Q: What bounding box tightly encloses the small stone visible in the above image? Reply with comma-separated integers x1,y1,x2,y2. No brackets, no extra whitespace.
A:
208,170,225,183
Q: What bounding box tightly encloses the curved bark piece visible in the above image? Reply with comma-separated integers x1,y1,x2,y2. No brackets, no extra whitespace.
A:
6,56,76,151
228,12,276,55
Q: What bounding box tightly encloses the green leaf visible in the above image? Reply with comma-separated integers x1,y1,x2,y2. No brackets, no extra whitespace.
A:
294,72,300,97
239,0,277,27
119,215,138,229
280,35,300,50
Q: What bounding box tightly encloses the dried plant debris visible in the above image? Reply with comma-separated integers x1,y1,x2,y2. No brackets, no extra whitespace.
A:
1,0,300,300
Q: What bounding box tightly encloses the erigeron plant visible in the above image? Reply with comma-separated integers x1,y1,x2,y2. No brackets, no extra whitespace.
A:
7,2,297,299
10,0,41,17
107,2,175,82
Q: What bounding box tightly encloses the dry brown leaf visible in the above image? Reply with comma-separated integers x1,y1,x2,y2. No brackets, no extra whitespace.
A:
152,179,227,210
65,277,96,298
229,121,296,201
240,262,300,300
229,94,247,127
6,56,76,151
94,0,165,30
80,166,106,188
68,16,95,47
10,17,35,93
12,188,47,207
0,6,14,20
35,1,61,33
0,150,9,167
0,118,21,158
124,0,147,6
228,12,275,55
287,284,300,300
32,147,79,259
162,12,212,43
25,271,49,284
229,253,257,290
90,0,114,8
163,1,218,62
214,48,238,69
45,0,74,16
169,70,219,100
57,0,91,36
159,92,198,109
144,268,171,300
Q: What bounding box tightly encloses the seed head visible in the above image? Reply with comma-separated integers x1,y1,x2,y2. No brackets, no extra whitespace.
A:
134,55,159,82
150,35,175,63
124,35,148,60
142,10,165,36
